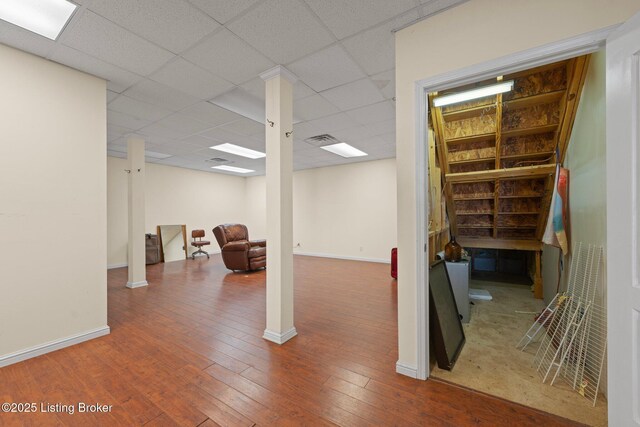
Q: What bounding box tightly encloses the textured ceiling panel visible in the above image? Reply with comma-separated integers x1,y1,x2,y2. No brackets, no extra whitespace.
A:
304,0,419,39
60,11,174,76
89,0,218,54
320,78,385,111
187,0,261,24
183,28,274,85
108,95,173,122
288,44,365,92
149,58,234,100
179,102,243,127
228,0,335,64
123,79,200,112
294,95,340,121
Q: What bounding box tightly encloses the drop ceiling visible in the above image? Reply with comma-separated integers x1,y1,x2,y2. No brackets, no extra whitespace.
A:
0,0,467,176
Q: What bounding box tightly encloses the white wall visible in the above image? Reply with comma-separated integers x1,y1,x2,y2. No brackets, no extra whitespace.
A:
108,156,247,266
245,158,397,262
542,49,607,304
0,44,108,363
395,0,640,374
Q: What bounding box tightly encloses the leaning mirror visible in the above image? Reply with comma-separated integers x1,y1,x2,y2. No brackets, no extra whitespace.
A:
157,224,188,262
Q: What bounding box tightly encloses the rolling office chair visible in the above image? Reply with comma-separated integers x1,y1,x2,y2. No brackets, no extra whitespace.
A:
190,229,210,259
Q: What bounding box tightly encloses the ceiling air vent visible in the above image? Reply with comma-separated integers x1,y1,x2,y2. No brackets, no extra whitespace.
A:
205,157,231,164
304,134,340,147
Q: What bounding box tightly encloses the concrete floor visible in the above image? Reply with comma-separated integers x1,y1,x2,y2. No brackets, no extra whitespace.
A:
431,279,607,426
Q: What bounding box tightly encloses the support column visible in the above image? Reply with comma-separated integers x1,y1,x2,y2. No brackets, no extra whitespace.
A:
261,66,297,344
126,136,148,289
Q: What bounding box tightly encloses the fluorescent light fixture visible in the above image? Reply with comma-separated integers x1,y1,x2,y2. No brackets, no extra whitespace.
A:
433,80,514,107
212,165,255,174
0,0,77,40
210,143,266,159
144,150,172,159
320,143,367,158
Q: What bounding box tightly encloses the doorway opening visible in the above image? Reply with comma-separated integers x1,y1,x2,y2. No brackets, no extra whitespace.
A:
425,53,608,425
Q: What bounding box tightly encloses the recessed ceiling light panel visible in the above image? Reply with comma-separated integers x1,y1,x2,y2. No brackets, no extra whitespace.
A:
212,165,254,174
210,143,265,159
0,0,78,40
320,142,367,158
433,80,514,107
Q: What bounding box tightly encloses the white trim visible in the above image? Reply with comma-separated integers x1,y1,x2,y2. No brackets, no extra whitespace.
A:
260,65,298,84
414,80,429,381
126,280,148,288
409,25,616,381
263,327,297,344
107,262,127,270
0,326,110,368
416,25,617,93
294,251,390,264
396,361,419,378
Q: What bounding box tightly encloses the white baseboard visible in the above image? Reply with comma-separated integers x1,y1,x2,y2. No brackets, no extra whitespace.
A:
126,280,148,288
294,251,390,264
263,327,297,344
396,361,419,378
107,262,127,270
0,326,110,368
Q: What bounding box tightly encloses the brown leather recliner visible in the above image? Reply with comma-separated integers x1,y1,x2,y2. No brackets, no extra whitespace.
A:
213,224,266,271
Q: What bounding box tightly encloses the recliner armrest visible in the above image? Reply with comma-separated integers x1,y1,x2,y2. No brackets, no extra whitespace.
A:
250,239,266,247
223,241,250,252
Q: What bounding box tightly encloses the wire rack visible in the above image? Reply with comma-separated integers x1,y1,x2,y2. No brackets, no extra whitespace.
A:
527,243,606,406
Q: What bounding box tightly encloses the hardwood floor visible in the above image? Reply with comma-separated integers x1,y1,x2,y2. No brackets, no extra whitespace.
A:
0,255,580,426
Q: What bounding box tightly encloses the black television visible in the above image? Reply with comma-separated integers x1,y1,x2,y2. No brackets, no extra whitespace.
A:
429,259,465,370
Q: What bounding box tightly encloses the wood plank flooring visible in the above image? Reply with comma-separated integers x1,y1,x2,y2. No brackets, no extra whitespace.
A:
0,255,580,426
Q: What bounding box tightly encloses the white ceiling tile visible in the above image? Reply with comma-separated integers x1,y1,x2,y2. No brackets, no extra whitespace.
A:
304,0,419,39
138,122,189,140
292,121,322,140
188,0,261,24
108,95,173,122
227,0,335,64
288,44,365,92
378,132,396,145
241,78,315,102
108,110,152,130
156,113,215,135
107,90,119,103
365,118,395,137
149,58,235,100
145,141,203,156
293,95,339,121
183,28,274,85
179,134,218,148
320,78,384,111
371,69,395,100
342,10,419,76
420,0,468,16
0,21,57,58
306,112,358,134
123,79,200,111
49,45,143,93
218,118,265,136
60,11,174,76
200,127,256,144
108,124,135,141
330,126,372,143
89,0,219,54
346,100,395,125
179,102,242,126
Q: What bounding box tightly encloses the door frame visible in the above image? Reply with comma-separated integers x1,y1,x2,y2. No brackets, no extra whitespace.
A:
412,25,617,380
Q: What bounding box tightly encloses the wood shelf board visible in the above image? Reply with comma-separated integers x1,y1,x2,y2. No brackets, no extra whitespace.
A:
501,124,558,139
445,132,496,146
445,164,556,184
502,90,564,111
500,151,555,161
449,157,496,165
443,103,497,122
457,211,494,215
457,237,542,251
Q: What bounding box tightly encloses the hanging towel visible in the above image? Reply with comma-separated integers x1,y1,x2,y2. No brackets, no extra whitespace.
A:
542,164,570,255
